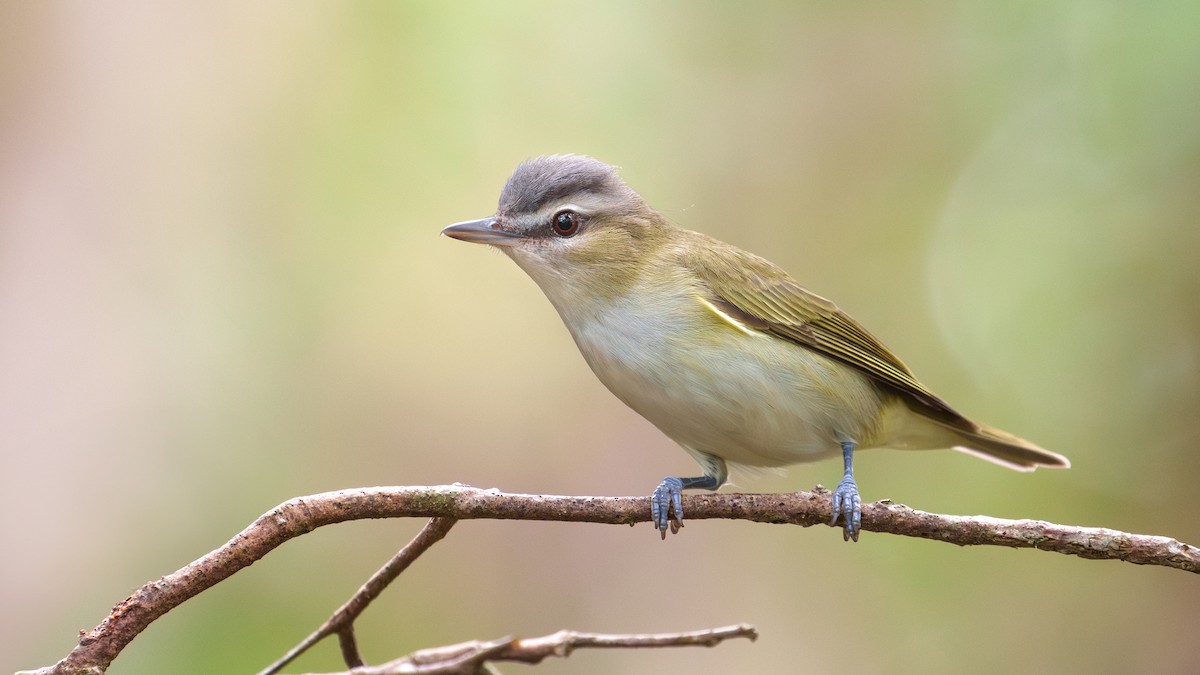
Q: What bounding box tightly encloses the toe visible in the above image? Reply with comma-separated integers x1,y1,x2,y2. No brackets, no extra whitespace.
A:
652,477,684,537
831,479,862,542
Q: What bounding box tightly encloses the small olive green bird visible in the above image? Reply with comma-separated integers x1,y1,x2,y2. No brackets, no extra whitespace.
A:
443,154,1069,541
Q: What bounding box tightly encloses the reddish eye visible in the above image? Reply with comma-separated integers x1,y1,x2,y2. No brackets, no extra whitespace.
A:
551,210,580,237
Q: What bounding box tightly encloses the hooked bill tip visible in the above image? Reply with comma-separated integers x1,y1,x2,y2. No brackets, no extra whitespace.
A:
441,218,522,246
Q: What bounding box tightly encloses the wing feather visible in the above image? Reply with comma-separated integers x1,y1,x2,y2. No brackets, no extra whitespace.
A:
685,240,971,429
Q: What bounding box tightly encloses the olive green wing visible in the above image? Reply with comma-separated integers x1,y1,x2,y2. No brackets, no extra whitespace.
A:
686,242,970,428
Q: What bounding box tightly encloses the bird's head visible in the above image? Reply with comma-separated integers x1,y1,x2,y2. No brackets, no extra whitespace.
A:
442,155,670,300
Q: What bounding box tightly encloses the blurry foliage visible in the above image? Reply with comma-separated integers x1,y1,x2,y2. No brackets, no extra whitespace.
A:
2,2,1198,674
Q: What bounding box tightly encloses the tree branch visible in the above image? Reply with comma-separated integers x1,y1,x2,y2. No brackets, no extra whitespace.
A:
21,484,1199,675
259,517,459,675
310,624,758,675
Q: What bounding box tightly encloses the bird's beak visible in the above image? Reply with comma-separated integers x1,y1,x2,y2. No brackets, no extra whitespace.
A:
441,217,524,247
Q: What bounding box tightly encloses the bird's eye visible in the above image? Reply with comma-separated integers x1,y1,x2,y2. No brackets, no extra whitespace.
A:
551,210,580,237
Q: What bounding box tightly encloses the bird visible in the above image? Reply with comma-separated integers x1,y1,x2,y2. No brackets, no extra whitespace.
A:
442,154,1069,541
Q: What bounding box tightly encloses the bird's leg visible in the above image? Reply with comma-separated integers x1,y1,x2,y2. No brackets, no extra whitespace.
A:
830,440,862,542
651,455,726,539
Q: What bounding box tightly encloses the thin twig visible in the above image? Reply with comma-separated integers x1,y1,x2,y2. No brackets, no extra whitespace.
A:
258,517,458,675
22,484,1199,675
300,624,760,675
336,630,361,670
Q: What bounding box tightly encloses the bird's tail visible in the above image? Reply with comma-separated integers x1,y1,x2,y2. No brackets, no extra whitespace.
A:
946,421,1070,472
878,399,1070,470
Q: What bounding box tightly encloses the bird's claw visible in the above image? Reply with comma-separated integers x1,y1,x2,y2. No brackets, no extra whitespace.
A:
830,476,862,542
651,477,685,539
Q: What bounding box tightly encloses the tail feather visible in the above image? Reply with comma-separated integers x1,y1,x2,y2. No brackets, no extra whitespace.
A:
948,421,1070,471
878,399,1070,471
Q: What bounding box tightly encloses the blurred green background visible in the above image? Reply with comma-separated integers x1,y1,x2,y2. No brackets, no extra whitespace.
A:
4,2,1199,673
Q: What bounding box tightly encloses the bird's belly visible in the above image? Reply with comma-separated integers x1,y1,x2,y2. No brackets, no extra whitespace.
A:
575,319,886,468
